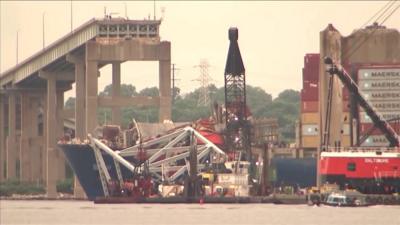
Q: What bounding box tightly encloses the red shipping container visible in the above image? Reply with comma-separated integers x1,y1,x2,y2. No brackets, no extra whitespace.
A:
304,54,320,67
303,80,319,89
301,87,319,101
301,101,319,113
359,122,400,136
303,66,319,81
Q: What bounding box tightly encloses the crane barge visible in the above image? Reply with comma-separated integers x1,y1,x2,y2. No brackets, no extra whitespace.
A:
320,57,400,194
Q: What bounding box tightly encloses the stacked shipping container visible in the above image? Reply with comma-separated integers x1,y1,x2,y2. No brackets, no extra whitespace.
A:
300,54,352,149
357,67,400,147
300,54,320,148
300,55,400,148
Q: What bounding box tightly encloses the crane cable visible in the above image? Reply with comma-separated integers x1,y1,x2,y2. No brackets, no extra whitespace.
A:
342,1,400,61
361,0,395,29
341,0,395,59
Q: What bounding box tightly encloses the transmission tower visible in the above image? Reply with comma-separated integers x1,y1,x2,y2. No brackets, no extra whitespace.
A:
194,59,212,106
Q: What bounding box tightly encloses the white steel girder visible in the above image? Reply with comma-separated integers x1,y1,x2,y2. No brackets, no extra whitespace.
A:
88,126,225,183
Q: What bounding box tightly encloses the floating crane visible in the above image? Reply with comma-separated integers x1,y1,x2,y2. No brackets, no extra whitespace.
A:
224,27,252,159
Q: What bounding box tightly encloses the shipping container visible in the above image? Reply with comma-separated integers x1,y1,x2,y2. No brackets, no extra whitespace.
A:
359,122,400,135
301,88,319,101
359,111,400,123
271,158,316,188
361,90,400,101
359,101,400,112
358,68,400,81
301,112,319,124
301,136,320,148
304,53,320,67
358,80,400,91
302,124,319,136
303,67,319,82
301,101,319,113
360,135,389,147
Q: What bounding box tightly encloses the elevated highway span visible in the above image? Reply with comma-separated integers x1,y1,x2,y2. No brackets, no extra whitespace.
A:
0,17,172,197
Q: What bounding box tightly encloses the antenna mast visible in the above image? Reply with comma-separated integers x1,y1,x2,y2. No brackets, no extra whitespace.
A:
16,30,19,64
153,0,156,20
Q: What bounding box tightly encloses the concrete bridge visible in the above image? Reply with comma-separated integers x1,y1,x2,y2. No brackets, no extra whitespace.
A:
0,17,172,197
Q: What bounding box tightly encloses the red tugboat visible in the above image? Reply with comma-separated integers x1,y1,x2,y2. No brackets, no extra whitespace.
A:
321,57,400,194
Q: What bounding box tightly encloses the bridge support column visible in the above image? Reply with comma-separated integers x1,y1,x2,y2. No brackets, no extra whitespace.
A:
56,91,66,181
112,62,122,126
0,95,5,181
30,97,42,183
158,42,171,122
6,93,17,180
67,54,87,199
41,72,58,197
85,60,98,135
41,95,47,183
67,54,86,140
19,93,33,182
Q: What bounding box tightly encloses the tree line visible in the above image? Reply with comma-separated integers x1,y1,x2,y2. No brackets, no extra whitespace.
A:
65,84,299,142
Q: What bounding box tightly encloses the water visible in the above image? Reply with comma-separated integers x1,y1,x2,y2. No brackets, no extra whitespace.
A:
1,200,399,225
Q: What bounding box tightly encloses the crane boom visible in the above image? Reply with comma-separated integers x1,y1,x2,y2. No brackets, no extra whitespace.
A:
324,57,400,147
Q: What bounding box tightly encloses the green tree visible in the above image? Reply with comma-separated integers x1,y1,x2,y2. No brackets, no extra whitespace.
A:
64,97,75,109
65,83,300,143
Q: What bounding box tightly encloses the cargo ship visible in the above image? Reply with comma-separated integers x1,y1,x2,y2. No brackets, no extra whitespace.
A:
59,143,134,200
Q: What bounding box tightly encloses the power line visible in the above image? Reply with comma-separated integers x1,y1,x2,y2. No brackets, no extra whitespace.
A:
171,63,180,102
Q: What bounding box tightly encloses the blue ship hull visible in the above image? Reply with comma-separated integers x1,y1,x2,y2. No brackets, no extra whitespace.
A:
58,144,133,200
271,158,316,188
59,144,317,200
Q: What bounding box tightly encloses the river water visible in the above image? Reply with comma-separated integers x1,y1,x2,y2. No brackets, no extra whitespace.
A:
1,200,399,225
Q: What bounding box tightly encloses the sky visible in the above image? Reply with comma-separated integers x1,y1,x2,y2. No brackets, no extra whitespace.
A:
1,1,399,100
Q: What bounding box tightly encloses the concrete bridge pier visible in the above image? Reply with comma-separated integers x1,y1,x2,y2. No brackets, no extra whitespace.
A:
18,93,44,183
29,96,43,184
112,63,122,126
40,71,58,197
19,93,33,182
66,54,86,140
0,94,5,181
66,54,87,198
56,91,66,181
6,92,17,180
85,59,99,135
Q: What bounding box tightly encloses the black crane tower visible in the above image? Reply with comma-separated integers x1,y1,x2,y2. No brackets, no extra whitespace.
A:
224,27,252,160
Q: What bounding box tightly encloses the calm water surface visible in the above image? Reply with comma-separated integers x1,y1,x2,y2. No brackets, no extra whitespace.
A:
1,200,399,225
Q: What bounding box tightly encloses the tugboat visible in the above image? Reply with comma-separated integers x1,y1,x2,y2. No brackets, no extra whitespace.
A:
324,191,370,207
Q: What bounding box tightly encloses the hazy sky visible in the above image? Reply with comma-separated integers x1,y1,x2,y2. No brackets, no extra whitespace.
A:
1,1,399,99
